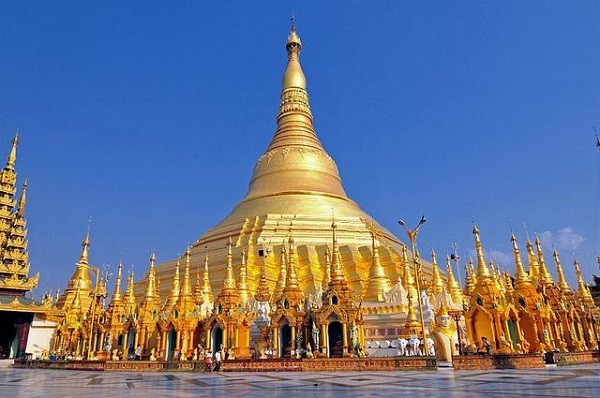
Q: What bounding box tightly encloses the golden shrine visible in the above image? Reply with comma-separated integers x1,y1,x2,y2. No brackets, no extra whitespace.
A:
44,22,600,366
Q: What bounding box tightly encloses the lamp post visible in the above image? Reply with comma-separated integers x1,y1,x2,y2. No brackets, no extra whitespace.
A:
398,216,429,356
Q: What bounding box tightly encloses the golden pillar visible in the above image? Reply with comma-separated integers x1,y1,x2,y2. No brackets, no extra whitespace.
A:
342,323,348,352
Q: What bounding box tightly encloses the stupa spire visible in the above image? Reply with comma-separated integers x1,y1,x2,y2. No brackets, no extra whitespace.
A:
473,225,491,280
144,251,158,299
329,220,345,285
243,20,348,201
574,259,595,307
181,247,192,299
5,133,18,170
16,180,27,217
274,243,287,299
430,249,444,294
256,258,271,302
201,253,214,304
285,233,300,291
122,270,137,312
534,236,554,286
238,249,251,305
525,238,540,286
511,234,531,287
553,249,571,293
364,230,392,301
221,236,238,293
112,261,123,301
445,255,463,305
165,257,181,308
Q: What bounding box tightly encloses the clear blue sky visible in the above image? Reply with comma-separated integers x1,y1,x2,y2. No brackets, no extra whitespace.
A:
1,1,599,295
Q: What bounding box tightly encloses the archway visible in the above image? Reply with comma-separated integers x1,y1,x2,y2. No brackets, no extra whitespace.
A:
471,310,493,349
280,324,292,358
211,326,223,354
519,314,538,353
507,318,518,349
328,321,343,358
166,329,176,361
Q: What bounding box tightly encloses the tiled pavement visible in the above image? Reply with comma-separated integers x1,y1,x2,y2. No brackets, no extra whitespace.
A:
1,364,599,398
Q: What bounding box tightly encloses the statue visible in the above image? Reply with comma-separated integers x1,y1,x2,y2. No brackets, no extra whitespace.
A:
312,321,320,349
149,348,157,361
111,349,119,361
397,338,408,356
408,336,421,356
431,306,457,361
306,343,314,359
192,348,198,361
426,337,435,356
498,335,513,354
228,347,235,360
350,322,359,349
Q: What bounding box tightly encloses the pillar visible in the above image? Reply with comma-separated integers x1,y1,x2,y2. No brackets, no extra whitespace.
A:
273,326,279,357
175,330,181,350
321,324,327,354
342,323,348,353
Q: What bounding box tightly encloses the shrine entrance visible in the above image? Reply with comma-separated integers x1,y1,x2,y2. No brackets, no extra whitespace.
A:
0,311,33,359
328,321,343,358
279,324,292,358
166,329,176,361
211,326,223,354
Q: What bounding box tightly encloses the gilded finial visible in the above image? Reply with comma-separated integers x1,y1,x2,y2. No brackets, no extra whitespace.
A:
511,234,531,286
473,224,491,280
6,131,18,170
16,179,27,217
553,248,571,293
112,261,123,301
534,235,554,285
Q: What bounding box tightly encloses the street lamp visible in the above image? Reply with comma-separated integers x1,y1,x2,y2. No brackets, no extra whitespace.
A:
398,216,430,356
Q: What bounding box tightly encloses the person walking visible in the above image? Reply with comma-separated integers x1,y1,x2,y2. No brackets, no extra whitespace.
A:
214,349,222,372
134,345,142,360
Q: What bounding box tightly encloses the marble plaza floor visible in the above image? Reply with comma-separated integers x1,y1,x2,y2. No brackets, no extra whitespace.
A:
1,364,599,398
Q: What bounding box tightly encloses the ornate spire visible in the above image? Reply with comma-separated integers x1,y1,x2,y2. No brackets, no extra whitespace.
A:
274,243,287,299
256,258,271,302
194,250,203,305
243,20,348,201
574,259,595,307
525,238,540,286
473,225,491,280
430,249,444,294
79,231,91,265
201,253,214,304
534,236,554,286
445,255,464,305
364,231,392,301
553,249,571,293
238,249,251,305
511,234,531,287
285,233,300,291
221,236,238,293
329,220,346,286
181,247,192,299
5,133,18,170
122,270,137,311
322,246,331,289
112,261,123,301
464,258,476,296
16,179,27,217
144,251,158,299
165,258,181,308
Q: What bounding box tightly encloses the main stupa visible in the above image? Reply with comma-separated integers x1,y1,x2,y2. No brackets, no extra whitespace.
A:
141,22,416,302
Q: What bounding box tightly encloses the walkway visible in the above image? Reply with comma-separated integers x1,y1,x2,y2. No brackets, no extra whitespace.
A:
0,364,598,397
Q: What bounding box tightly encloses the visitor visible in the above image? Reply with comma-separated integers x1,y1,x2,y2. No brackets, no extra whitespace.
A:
204,350,212,372
214,349,222,372
134,345,142,360
480,337,492,355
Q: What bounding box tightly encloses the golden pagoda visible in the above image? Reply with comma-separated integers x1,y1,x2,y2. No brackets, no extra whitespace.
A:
139,21,421,308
